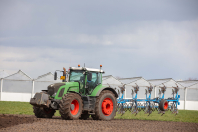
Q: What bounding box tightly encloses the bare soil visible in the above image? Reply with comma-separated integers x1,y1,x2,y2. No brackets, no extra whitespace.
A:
0,114,198,132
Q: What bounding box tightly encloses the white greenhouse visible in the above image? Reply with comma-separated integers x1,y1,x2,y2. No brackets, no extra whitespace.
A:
0,70,33,102
102,75,123,97
33,72,61,97
119,77,155,99
0,70,60,102
0,70,197,111
177,80,198,110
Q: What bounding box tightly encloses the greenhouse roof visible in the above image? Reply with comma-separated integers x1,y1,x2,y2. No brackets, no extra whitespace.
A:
118,77,142,85
177,80,198,88
126,77,153,87
148,78,172,86
148,78,184,88
36,72,54,81
4,70,32,80
102,75,112,80
0,70,9,78
188,82,198,89
102,75,123,86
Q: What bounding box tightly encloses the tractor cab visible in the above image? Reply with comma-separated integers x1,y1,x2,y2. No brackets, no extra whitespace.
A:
68,65,104,95
54,65,105,95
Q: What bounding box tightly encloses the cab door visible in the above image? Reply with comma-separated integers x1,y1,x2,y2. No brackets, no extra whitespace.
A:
87,72,101,95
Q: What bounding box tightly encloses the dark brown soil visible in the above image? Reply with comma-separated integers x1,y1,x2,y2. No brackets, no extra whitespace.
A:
0,114,39,129
0,114,198,132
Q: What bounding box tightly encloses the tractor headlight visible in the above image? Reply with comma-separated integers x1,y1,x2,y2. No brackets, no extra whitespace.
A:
52,92,57,97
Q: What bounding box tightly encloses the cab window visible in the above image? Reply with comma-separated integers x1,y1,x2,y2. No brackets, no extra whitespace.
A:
89,72,101,88
97,72,101,84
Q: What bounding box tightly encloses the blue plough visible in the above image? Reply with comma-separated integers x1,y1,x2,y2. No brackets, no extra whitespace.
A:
116,83,180,116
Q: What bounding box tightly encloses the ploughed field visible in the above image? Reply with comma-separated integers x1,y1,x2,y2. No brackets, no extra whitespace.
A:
0,114,198,132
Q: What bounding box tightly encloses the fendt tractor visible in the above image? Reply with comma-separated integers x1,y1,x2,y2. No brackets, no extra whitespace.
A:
30,65,118,120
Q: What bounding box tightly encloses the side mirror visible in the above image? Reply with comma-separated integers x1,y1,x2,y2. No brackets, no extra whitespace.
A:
54,71,57,80
87,73,92,81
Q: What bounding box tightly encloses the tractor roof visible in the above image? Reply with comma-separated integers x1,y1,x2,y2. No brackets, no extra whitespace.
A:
69,67,105,73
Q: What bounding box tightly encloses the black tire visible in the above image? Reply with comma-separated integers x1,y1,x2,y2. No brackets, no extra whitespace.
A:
159,99,168,111
59,93,83,120
33,106,55,118
79,111,90,120
91,115,96,120
94,90,117,120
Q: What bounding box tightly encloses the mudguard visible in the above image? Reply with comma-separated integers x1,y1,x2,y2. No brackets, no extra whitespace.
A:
95,87,118,98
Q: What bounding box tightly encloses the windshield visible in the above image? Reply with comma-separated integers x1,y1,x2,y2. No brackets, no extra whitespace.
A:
69,70,85,82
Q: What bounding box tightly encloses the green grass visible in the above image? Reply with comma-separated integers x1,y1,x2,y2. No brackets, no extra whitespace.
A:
0,101,34,115
0,101,61,116
0,101,198,123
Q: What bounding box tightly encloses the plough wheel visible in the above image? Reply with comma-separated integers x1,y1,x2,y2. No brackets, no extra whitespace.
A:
93,90,117,120
159,99,168,111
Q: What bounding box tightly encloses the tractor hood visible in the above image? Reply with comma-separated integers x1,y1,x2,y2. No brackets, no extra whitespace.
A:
47,83,65,96
53,82,80,100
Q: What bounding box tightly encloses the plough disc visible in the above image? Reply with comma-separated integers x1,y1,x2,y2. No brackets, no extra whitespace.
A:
171,102,178,115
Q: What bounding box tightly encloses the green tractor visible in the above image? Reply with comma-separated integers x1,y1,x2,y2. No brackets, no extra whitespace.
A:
30,65,118,120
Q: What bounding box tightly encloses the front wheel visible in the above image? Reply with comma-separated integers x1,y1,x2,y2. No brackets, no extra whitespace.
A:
94,90,117,120
33,106,55,118
59,93,83,120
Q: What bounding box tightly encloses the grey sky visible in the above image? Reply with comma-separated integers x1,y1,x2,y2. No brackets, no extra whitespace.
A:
0,0,198,80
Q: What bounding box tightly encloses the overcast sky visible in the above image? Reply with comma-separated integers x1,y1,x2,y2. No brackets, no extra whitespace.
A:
0,0,198,80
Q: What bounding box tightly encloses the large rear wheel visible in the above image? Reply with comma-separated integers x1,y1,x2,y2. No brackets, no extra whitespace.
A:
59,93,83,120
94,90,117,120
